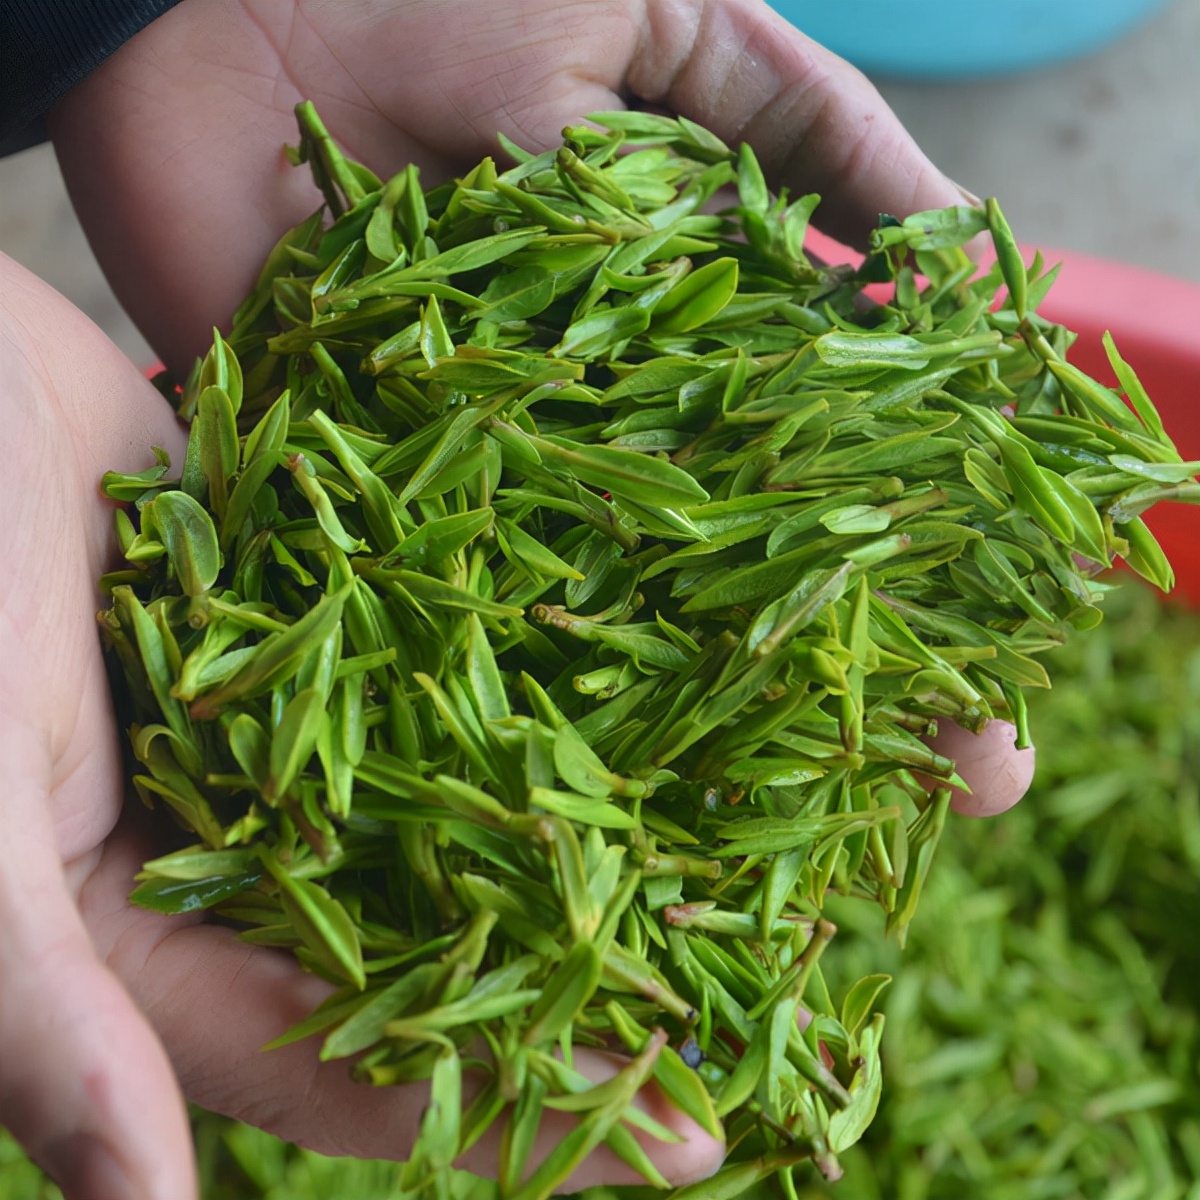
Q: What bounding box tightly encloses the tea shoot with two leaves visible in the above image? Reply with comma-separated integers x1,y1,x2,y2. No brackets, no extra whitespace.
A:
98,102,1197,1199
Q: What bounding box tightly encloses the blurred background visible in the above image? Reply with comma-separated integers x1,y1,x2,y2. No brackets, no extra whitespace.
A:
1,0,1197,370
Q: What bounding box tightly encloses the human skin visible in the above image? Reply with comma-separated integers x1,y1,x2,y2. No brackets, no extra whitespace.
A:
0,3,1024,1197
925,719,1037,817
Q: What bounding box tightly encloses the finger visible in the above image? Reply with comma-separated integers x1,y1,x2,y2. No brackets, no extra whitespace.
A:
107,926,724,1190
921,718,1036,817
0,252,188,516
91,822,721,1191
339,0,966,247
47,0,325,377
495,1045,724,1192
0,724,195,1200
1,252,188,863
347,0,969,247
629,0,970,247
393,1,969,244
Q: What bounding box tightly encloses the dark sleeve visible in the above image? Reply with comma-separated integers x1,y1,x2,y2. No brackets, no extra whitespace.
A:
1,0,183,155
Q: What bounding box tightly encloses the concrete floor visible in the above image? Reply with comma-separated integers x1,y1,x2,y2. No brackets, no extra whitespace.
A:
874,0,1200,284
1,0,1197,372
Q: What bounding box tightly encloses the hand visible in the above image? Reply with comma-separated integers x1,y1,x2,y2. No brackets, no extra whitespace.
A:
47,0,972,375
0,256,725,1199
0,253,194,1199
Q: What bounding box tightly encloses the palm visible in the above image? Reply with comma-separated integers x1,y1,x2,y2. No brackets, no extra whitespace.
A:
49,0,963,374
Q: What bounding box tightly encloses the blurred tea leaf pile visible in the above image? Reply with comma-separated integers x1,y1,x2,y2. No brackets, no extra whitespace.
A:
47,101,1200,1195
800,580,1200,1200
4,580,1195,1198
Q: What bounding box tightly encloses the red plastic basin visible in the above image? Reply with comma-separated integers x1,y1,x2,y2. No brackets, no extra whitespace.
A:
1036,249,1199,602
807,230,1200,602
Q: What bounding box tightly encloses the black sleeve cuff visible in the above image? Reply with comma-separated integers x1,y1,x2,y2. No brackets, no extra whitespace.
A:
1,0,183,155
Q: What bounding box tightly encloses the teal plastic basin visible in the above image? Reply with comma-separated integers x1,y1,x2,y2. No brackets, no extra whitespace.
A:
767,0,1174,78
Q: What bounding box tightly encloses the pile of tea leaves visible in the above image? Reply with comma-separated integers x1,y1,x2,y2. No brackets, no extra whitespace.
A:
94,103,1197,1196
4,586,1196,1200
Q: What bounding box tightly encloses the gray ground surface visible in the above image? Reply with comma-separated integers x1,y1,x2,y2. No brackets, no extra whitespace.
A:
2,0,1197,371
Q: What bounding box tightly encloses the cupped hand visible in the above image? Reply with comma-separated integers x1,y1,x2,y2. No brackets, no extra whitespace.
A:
0,256,724,1199
48,0,971,375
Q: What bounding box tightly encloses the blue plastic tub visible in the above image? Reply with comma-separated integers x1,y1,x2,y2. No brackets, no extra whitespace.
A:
767,0,1174,78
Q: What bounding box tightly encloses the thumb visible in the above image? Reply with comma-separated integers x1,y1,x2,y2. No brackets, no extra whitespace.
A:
631,0,968,247
922,717,1036,818
0,726,195,1200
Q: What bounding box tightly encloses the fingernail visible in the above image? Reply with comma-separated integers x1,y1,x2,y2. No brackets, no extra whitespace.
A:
948,178,983,208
